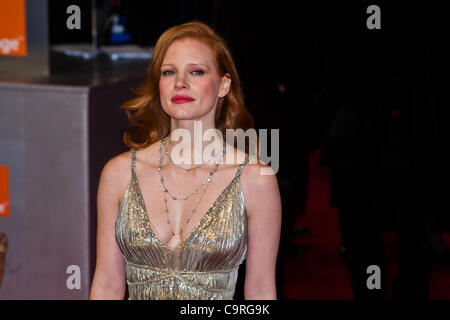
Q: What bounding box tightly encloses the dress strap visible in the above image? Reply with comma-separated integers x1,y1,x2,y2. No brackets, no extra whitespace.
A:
235,155,250,178
130,148,137,175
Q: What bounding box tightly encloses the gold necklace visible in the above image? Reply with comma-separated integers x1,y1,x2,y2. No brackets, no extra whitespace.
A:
158,136,226,236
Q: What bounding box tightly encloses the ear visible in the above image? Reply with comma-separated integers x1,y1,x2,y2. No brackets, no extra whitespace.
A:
218,74,231,98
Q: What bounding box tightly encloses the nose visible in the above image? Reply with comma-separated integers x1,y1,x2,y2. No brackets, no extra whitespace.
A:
174,74,188,90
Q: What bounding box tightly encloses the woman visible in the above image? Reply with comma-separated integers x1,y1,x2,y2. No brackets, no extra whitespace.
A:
90,21,281,300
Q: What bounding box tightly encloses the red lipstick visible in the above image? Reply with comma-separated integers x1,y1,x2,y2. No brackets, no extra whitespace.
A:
171,95,195,104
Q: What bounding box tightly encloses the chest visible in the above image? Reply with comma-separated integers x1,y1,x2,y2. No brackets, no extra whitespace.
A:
135,166,242,244
116,177,248,270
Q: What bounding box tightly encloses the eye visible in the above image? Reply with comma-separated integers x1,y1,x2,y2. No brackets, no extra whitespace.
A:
191,69,205,75
161,70,174,76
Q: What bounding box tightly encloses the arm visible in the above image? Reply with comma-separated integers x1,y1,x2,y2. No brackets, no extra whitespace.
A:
89,156,127,300
241,163,282,300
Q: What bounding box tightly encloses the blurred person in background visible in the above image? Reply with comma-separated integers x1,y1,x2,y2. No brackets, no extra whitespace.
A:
319,3,438,299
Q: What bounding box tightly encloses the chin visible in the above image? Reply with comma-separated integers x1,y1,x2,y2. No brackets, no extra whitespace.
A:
165,107,193,118
171,114,199,121
165,105,213,121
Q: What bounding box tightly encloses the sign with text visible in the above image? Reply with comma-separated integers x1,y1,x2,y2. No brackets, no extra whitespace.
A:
0,0,27,56
0,166,9,217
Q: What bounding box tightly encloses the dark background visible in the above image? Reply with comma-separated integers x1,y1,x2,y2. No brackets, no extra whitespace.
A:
48,0,448,183
48,0,449,299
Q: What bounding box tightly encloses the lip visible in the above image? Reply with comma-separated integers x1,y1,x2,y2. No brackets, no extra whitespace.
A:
171,95,195,104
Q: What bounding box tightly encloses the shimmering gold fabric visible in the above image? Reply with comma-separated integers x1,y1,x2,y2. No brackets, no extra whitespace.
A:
115,148,248,300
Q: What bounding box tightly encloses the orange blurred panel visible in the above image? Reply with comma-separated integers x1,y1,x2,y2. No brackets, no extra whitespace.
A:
0,166,9,217
0,0,27,56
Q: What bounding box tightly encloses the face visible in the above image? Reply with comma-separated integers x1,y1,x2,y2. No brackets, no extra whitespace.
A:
159,38,230,122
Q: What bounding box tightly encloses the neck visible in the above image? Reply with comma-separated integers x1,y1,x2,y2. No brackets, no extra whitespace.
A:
167,119,224,166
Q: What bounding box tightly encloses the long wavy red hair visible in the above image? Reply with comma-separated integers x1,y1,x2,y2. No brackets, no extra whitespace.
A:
120,21,254,149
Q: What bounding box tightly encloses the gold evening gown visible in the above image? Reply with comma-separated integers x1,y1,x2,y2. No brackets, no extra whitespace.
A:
115,148,249,300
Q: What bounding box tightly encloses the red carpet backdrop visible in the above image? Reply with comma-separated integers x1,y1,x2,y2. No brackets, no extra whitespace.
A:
284,148,450,300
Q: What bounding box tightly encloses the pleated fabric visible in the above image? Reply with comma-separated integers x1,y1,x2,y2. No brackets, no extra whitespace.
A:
115,148,248,300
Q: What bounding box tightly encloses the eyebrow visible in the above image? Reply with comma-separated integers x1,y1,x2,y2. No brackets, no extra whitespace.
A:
161,63,209,69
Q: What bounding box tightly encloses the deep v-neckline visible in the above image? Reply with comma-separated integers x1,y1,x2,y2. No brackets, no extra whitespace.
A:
133,166,241,253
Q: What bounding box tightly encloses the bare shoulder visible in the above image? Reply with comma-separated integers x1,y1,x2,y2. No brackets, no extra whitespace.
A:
240,159,279,191
239,158,280,220
101,140,160,177
99,149,134,205
102,150,132,179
